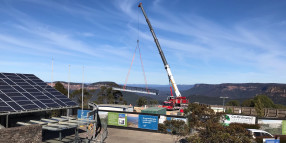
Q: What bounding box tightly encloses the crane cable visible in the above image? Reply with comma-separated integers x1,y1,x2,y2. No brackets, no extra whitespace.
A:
123,45,138,90
138,40,149,92
124,2,149,92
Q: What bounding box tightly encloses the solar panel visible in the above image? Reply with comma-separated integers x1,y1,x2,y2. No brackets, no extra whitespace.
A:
0,73,78,113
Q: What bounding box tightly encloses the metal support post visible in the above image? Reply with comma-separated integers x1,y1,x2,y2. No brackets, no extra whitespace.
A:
6,115,8,128
59,131,62,141
220,96,228,112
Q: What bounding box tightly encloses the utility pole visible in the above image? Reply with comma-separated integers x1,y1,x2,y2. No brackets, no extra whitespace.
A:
220,96,229,112
67,65,70,117
82,66,84,112
51,58,54,87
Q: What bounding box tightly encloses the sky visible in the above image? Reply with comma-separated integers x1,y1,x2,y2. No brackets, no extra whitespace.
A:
0,0,286,85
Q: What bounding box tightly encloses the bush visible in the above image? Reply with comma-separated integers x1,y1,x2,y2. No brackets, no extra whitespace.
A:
188,123,252,143
158,123,167,134
225,108,232,114
230,123,260,129
164,120,189,136
255,136,281,143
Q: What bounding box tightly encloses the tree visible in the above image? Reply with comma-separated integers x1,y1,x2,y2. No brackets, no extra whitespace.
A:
253,95,275,108
164,119,189,142
183,103,221,129
241,95,276,109
188,123,252,143
254,98,264,117
53,82,68,116
54,82,68,96
136,97,147,106
226,100,240,106
241,99,255,107
72,88,92,108
225,108,233,114
96,87,127,105
184,103,252,143
149,100,159,105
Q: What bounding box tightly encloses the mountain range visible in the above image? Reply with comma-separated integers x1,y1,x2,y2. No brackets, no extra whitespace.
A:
183,83,286,105
50,81,286,105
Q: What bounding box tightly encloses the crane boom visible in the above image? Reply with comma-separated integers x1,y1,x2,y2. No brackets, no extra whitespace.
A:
138,3,181,97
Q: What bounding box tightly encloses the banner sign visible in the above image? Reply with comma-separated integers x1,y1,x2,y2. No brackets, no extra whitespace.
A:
77,109,93,120
127,114,139,128
159,115,166,124
224,114,255,125
108,112,127,127
258,119,286,135
263,138,280,143
102,111,186,131
282,120,286,135
138,115,158,130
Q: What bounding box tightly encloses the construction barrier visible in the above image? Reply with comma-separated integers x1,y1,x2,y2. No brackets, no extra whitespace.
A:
85,110,187,131
258,119,286,135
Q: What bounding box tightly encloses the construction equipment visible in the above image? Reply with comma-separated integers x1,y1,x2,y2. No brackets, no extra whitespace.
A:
138,3,189,110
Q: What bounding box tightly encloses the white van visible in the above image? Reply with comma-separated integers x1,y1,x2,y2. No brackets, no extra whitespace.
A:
247,129,274,139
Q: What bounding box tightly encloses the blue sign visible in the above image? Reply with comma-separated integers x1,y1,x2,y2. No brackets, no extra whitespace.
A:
138,115,158,130
77,109,93,120
264,139,280,143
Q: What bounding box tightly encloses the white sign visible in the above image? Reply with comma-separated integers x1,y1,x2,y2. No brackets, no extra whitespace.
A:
159,115,166,124
224,114,256,125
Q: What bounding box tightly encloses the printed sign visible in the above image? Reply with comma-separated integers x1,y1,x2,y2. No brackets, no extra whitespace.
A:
77,109,93,120
118,114,126,125
138,115,158,130
224,114,255,125
166,117,187,123
108,112,127,127
127,114,139,128
159,115,166,124
263,138,280,143
282,120,286,135
258,119,286,135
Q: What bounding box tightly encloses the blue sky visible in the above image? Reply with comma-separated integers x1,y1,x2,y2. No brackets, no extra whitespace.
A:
0,0,286,85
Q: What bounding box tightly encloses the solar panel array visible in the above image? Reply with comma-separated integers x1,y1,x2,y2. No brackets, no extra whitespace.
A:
0,73,77,113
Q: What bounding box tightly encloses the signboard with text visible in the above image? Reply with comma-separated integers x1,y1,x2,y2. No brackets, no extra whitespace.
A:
138,115,158,130
224,114,255,125
259,119,286,135
77,109,93,120
107,112,127,127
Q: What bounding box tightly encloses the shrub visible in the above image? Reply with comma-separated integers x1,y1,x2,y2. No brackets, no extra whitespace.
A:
158,123,167,134
230,123,260,129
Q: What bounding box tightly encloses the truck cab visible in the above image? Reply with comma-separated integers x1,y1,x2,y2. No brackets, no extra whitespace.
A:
162,101,174,110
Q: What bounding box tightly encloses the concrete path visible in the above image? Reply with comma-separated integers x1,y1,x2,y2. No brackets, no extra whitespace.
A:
105,128,175,143
42,127,176,143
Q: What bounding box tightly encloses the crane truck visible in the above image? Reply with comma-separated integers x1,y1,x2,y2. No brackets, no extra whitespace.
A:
138,3,189,110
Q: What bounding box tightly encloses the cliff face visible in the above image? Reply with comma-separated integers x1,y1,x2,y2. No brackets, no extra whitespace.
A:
183,83,286,104
47,81,116,91
182,83,286,105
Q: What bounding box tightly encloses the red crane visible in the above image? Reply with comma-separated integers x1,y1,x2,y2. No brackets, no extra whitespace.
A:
138,3,189,110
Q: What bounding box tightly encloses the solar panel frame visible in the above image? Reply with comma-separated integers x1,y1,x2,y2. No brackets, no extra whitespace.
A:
0,73,78,114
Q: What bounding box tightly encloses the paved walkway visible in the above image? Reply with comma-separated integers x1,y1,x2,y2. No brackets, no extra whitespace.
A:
105,128,175,143
43,127,176,143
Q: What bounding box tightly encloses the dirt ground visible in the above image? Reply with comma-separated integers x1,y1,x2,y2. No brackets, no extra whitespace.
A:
105,128,175,143
43,127,177,143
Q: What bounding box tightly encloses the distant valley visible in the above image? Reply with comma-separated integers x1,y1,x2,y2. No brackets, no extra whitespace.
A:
49,82,286,106
183,83,286,105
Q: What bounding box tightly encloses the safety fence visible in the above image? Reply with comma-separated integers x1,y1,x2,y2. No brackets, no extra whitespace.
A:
208,105,286,118
96,110,187,131
222,114,286,135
